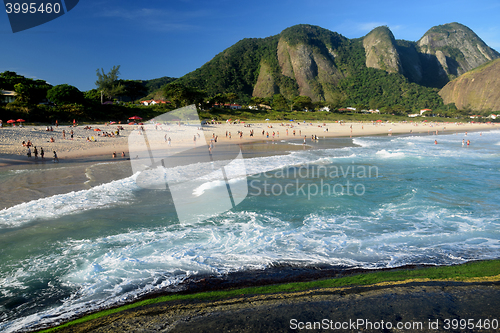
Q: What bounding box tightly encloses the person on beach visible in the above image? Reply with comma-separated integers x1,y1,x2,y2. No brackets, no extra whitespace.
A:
193,135,197,145
168,137,171,146
462,139,465,147
467,140,470,147
62,130,65,139
27,146,31,158
53,151,58,162
34,146,38,159
121,152,126,158
112,152,117,158
50,137,55,143
40,147,44,159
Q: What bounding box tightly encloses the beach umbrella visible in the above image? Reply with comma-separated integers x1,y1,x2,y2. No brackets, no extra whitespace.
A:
94,128,101,131
129,116,142,120
128,122,136,125
109,121,116,124
7,119,16,123
376,119,382,123
16,119,25,122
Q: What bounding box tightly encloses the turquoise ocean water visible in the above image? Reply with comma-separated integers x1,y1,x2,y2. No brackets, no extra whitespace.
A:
1,130,500,332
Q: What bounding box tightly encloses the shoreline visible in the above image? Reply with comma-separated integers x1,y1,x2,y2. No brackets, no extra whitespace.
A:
0,121,496,210
1,121,497,168
36,259,500,333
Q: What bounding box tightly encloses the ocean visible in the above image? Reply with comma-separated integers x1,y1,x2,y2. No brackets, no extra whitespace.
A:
1,130,499,332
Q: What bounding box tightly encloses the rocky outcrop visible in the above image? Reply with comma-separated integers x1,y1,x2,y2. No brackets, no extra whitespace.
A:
418,23,500,78
270,37,343,102
363,26,402,74
439,58,500,111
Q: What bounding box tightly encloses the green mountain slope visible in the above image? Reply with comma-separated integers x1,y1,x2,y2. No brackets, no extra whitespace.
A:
162,23,498,111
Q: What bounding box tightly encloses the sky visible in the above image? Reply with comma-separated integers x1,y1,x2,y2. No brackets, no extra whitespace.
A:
1,0,500,92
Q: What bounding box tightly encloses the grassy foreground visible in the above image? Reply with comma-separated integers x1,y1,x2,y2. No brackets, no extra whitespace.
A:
39,259,500,332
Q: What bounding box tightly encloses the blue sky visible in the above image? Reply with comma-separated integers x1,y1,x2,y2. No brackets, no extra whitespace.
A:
1,0,500,91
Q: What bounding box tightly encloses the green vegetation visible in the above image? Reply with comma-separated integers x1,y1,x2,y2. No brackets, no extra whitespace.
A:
95,65,125,102
46,84,83,105
2,24,499,124
38,259,500,332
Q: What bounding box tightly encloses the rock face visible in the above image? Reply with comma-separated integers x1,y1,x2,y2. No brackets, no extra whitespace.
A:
363,26,402,74
418,23,499,78
177,23,500,106
439,58,500,111
271,37,343,101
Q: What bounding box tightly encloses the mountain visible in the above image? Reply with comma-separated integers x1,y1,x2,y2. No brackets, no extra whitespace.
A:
172,23,498,109
439,58,500,112
363,26,402,74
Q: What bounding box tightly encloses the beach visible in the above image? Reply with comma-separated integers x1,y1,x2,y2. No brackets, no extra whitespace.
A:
1,120,499,332
0,120,495,211
0,120,496,165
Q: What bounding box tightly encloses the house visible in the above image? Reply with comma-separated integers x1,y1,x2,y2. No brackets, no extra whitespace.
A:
0,90,16,104
319,106,330,112
420,109,433,116
408,113,420,118
140,100,170,106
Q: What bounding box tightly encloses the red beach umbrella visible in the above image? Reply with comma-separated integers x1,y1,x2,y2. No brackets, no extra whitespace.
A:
7,119,16,123
94,128,101,131
16,119,25,122
128,116,142,120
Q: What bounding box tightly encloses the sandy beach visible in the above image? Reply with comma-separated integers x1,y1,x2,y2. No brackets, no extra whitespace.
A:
1,120,497,167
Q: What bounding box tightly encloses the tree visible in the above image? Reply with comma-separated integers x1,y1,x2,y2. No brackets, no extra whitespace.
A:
14,83,30,103
47,84,83,105
213,93,228,107
95,65,125,103
163,83,205,108
272,94,288,110
226,92,238,104
292,95,313,111
119,80,148,101
84,89,101,103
